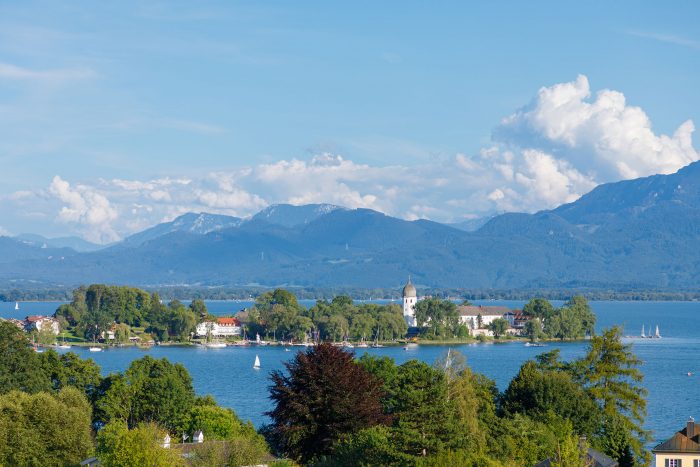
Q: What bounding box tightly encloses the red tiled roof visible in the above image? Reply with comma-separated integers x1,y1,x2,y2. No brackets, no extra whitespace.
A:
25,315,51,322
216,317,240,326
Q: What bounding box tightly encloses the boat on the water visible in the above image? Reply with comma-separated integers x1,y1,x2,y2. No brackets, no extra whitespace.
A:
203,342,227,348
253,355,261,369
14,301,19,310
88,347,102,352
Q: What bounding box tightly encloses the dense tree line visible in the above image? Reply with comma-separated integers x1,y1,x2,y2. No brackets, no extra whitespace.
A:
265,330,648,466
245,290,408,342
54,284,207,342
0,321,268,466
522,296,596,341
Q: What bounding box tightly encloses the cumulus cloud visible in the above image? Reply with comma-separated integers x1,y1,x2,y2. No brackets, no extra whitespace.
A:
8,75,697,242
494,74,698,180
49,176,119,243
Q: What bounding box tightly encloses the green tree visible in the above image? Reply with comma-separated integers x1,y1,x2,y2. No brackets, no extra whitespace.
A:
524,318,544,342
575,326,649,464
266,344,387,463
0,387,94,467
414,298,459,338
487,317,509,339
189,298,209,320
389,360,454,457
500,361,602,438
38,350,103,401
96,421,184,467
114,323,131,343
0,321,49,394
96,356,196,432
523,298,555,321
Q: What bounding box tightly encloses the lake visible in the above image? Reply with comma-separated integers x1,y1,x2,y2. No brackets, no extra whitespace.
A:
2,299,699,448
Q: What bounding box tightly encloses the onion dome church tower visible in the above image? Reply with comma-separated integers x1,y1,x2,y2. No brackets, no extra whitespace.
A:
402,276,417,327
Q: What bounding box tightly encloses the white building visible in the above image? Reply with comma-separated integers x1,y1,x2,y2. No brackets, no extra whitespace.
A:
196,317,242,338
402,277,417,327
24,315,60,335
457,306,510,330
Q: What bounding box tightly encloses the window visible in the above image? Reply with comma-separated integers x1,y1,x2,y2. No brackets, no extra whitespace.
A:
666,459,681,467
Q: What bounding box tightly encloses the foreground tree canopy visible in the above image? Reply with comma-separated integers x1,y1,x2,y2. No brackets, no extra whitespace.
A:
266,326,647,466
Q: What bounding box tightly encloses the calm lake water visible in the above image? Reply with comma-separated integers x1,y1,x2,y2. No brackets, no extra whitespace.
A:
2,299,699,448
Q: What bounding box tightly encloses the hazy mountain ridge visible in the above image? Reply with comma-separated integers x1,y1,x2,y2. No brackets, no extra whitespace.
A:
2,161,700,289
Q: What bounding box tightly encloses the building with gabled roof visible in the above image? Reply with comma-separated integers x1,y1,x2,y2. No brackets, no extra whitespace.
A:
195,317,241,338
653,416,700,467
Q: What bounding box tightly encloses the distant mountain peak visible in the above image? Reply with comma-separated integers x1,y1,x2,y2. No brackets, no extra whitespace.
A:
121,211,242,246
251,203,346,227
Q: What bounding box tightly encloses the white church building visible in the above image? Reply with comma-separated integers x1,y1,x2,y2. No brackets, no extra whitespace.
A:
402,277,418,327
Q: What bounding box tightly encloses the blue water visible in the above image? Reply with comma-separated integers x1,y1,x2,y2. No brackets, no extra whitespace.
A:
2,299,700,447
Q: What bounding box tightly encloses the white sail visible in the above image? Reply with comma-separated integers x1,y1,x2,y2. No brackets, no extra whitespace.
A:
655,325,661,338
253,355,261,369
14,302,19,310
641,325,645,338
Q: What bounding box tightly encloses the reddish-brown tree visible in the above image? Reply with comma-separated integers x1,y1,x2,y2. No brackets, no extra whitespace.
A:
266,343,388,463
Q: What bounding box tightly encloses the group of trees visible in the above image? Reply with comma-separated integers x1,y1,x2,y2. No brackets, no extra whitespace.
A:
522,296,596,341
54,284,210,343
0,321,269,466
265,328,648,466
245,290,408,342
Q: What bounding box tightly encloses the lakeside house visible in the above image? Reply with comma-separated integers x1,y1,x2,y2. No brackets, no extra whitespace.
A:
652,416,700,466
4,315,62,335
457,305,511,331
195,317,242,338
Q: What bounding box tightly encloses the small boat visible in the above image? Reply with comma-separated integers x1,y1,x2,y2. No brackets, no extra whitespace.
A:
640,325,646,338
203,342,227,348
88,347,102,352
371,343,384,348
57,344,71,349
284,348,291,352
253,355,261,369
14,301,19,310
654,325,662,339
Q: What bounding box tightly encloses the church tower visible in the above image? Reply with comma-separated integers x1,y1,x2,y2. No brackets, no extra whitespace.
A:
402,276,417,327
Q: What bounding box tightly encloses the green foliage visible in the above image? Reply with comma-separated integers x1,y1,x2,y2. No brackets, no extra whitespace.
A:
487,317,509,338
96,421,184,467
56,285,200,343
38,350,103,402
574,326,649,465
523,298,555,320
0,387,94,467
316,425,414,466
524,318,544,342
500,361,601,438
414,297,460,338
95,356,196,432
266,344,387,463
0,321,49,394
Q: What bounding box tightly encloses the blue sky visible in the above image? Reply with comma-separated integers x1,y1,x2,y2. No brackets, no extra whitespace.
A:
1,1,699,242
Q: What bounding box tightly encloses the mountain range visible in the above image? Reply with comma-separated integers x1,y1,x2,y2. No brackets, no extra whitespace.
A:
2,163,700,290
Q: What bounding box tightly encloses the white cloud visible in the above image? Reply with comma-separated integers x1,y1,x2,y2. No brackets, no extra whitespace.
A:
5,75,697,241
0,62,95,83
494,74,698,180
49,176,119,243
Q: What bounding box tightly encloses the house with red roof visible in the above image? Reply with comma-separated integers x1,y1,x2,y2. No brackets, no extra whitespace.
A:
195,317,241,338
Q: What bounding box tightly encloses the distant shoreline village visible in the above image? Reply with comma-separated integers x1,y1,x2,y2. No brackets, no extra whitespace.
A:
0,278,614,349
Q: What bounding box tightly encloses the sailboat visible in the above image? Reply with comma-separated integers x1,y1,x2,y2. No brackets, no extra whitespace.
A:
14,301,19,310
253,355,261,369
57,334,71,349
640,325,646,338
648,324,653,339
654,325,662,339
